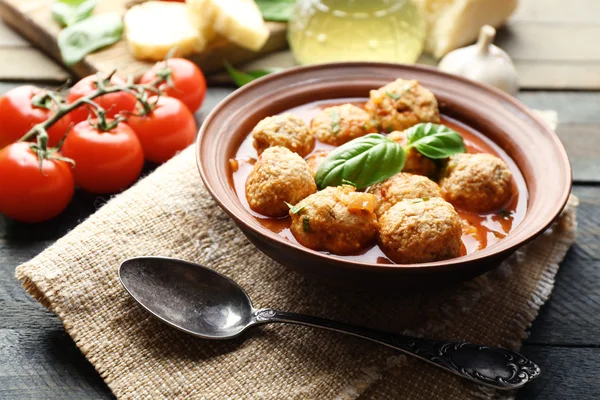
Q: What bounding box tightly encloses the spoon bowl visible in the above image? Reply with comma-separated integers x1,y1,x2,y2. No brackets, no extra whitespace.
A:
119,256,541,390
119,257,253,339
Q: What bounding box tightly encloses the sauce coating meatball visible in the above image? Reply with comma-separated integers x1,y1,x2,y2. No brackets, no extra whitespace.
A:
367,172,442,218
365,79,440,133
290,186,378,255
252,113,315,157
388,130,438,178
310,104,377,146
306,151,330,176
246,146,316,217
378,197,462,264
439,153,513,212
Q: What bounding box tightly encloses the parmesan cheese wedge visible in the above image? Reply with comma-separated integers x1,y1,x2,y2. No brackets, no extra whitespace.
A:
187,0,269,52
124,2,206,61
415,0,518,58
186,0,218,43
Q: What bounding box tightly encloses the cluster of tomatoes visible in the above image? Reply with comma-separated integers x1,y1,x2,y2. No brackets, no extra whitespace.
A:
0,58,206,223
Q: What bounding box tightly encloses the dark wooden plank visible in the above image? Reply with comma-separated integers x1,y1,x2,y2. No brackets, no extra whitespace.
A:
517,92,600,124
555,124,600,184
524,186,600,346
517,92,600,183
0,328,114,400
516,346,600,400
0,241,113,399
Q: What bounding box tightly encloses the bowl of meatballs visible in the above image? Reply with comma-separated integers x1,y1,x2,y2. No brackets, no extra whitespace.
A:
197,63,571,288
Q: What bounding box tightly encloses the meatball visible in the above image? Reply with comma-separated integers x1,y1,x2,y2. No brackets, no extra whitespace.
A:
306,151,330,176
388,130,438,178
365,79,440,133
439,153,513,212
367,172,442,218
378,197,462,264
245,146,316,217
310,104,377,146
290,186,378,255
252,113,315,157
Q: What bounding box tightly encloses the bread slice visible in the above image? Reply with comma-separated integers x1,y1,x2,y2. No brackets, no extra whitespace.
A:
187,0,269,51
124,2,206,61
415,0,518,58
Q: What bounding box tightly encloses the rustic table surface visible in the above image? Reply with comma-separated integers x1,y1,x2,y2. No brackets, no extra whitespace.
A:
1,1,599,399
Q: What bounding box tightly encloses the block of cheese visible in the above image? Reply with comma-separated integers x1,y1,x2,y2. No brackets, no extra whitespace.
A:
186,0,218,43
125,2,206,61
187,0,269,52
415,0,518,59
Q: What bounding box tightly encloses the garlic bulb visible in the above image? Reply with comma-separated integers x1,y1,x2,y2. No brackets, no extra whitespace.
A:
438,25,519,95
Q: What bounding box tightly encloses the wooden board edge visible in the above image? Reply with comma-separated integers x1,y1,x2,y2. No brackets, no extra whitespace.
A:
0,0,288,80
0,0,92,78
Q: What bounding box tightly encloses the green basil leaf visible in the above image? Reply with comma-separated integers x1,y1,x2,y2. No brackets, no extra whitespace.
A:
405,123,466,159
225,62,281,87
255,0,295,22
315,134,405,190
52,0,97,27
58,13,123,66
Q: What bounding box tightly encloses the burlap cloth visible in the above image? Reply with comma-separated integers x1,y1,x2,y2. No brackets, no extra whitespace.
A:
15,113,577,400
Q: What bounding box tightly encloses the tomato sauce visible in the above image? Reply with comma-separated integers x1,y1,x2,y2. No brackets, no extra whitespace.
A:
230,98,528,264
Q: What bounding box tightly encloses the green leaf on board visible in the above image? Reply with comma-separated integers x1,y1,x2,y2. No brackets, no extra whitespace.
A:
58,13,123,66
225,62,281,87
52,0,97,27
255,0,295,22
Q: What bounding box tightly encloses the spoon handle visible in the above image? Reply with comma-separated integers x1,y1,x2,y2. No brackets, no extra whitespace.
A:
253,308,539,390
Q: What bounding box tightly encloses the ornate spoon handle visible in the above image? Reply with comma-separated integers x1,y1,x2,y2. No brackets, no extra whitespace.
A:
253,308,540,390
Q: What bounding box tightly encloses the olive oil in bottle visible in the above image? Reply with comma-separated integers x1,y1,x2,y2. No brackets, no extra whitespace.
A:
288,0,425,65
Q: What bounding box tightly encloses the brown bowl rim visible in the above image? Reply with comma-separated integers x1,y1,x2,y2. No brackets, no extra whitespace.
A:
196,62,572,274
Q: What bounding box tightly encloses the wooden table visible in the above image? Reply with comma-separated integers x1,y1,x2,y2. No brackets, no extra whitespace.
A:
1,1,599,398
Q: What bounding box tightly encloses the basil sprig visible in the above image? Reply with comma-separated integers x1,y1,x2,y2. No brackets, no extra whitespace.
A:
315,134,405,190
255,0,295,22
58,13,123,65
405,123,466,159
52,0,97,27
225,62,281,87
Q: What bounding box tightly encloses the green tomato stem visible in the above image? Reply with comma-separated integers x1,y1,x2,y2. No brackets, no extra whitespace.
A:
19,75,165,144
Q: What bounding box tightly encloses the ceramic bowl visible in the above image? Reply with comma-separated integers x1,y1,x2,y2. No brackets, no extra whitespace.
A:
196,63,571,288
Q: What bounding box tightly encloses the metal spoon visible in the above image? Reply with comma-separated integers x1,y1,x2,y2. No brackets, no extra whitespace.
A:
118,256,540,390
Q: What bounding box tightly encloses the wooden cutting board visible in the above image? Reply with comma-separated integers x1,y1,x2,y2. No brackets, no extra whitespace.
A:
0,0,288,79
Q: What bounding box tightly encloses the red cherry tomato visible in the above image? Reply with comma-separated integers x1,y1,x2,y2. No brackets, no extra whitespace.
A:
0,142,74,223
139,58,206,114
67,75,137,123
61,120,144,194
127,96,196,163
0,85,72,148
